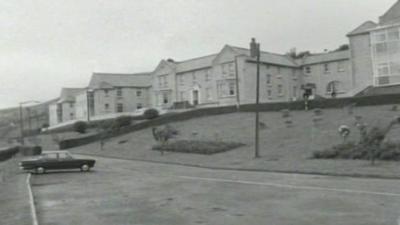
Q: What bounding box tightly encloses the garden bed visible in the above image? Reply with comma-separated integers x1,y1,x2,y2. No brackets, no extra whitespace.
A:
152,140,245,155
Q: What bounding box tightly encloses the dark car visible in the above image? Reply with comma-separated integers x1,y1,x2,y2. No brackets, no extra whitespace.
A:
19,150,95,174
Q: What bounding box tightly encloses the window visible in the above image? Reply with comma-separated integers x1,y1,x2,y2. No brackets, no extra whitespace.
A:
70,113,74,119
377,63,390,76
162,93,169,104
116,103,123,112
180,91,185,101
266,65,270,70
179,75,184,85
277,67,281,74
337,61,346,72
267,89,272,98
221,64,227,74
292,69,297,79
375,43,388,54
205,69,211,81
305,66,311,74
388,28,400,41
292,86,297,96
105,103,109,110
323,64,330,74
69,102,74,108
228,63,235,76
266,74,272,84
136,90,142,97
374,31,387,43
206,88,212,100
116,88,123,97
229,82,236,96
137,103,143,109
104,90,109,96
158,75,168,88
192,72,197,83
277,84,283,95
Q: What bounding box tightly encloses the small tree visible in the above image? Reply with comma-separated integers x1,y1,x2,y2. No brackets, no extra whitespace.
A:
73,121,87,134
151,124,178,155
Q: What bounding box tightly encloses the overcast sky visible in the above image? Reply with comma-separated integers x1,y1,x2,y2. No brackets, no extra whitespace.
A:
0,0,396,109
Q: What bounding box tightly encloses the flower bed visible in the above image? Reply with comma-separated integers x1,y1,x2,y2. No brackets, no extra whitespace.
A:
152,140,245,155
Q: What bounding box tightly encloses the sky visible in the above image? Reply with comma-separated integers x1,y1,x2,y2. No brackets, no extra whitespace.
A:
0,0,396,109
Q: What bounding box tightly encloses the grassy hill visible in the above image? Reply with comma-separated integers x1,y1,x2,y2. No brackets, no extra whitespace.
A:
57,104,400,178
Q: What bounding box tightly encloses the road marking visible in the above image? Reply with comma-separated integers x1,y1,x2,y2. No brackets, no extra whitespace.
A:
178,175,400,197
27,173,39,225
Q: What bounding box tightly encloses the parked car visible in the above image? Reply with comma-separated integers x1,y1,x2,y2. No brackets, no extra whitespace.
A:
19,150,95,174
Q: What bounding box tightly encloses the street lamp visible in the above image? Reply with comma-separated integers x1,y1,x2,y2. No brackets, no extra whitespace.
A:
250,38,261,158
19,100,40,145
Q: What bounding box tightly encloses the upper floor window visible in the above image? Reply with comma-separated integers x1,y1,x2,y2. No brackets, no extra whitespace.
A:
69,102,74,108
277,84,283,95
305,66,311,74
337,61,346,72
179,75,184,85
136,89,142,97
266,74,272,84
192,72,197,82
205,69,211,81
267,89,272,98
323,64,330,74
116,88,123,97
277,67,281,74
206,88,212,100
104,89,109,96
158,75,168,88
388,28,400,41
221,64,227,74
105,103,109,110
228,63,235,76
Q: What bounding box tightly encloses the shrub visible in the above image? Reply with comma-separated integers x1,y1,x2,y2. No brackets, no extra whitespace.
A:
113,116,132,129
281,109,290,118
152,140,245,155
313,108,323,116
73,121,87,134
391,105,398,111
144,108,159,120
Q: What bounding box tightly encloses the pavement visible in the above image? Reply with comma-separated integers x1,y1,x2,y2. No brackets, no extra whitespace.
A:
0,158,32,225
31,155,400,225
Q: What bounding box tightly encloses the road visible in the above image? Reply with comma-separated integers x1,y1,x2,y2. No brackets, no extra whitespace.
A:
31,155,400,225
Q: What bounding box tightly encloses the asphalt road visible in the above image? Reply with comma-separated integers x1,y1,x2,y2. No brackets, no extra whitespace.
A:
31,155,400,225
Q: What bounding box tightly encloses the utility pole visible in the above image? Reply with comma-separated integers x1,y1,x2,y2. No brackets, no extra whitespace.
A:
250,38,261,158
19,103,24,145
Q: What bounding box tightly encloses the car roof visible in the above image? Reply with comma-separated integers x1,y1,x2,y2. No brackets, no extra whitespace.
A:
42,150,71,154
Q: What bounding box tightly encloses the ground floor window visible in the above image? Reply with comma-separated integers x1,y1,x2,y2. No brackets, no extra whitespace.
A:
116,103,123,112
137,103,143,109
163,93,169,104
217,80,236,97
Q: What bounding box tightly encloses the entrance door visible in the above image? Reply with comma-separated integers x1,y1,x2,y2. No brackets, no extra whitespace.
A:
192,90,199,105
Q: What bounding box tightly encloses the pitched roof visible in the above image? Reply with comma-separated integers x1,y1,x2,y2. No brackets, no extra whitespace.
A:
229,45,298,67
379,0,400,25
175,54,218,73
300,50,350,66
88,72,152,89
347,21,378,36
58,88,86,103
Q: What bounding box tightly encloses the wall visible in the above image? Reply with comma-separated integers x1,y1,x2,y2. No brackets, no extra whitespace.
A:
152,61,176,109
75,92,88,121
61,102,76,122
349,34,374,93
48,104,58,126
302,59,353,98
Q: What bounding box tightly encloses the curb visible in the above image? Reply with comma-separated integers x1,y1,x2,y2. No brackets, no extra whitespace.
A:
26,173,39,225
77,153,400,180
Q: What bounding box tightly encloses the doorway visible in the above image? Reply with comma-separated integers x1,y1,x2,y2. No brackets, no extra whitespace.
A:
192,90,199,105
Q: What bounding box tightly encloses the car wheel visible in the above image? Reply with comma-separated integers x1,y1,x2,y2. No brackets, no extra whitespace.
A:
81,164,90,172
36,167,45,174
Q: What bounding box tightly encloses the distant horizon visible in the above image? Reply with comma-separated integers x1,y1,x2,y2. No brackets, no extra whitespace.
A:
0,0,396,109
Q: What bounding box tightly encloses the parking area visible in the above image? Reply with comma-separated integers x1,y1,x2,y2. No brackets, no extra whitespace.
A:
31,156,400,225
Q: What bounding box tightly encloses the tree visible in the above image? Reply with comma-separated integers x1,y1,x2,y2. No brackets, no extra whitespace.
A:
151,124,178,155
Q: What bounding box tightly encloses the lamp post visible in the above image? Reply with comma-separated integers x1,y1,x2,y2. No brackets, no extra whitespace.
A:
250,38,261,158
19,100,40,145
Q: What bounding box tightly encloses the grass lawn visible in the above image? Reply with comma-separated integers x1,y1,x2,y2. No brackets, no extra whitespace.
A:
55,104,400,177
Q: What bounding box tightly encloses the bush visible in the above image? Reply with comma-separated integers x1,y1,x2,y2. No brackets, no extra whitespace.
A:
144,108,159,120
112,116,132,129
73,121,87,134
281,109,290,118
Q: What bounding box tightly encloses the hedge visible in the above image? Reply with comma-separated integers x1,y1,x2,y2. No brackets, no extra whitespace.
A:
0,146,19,162
58,93,400,149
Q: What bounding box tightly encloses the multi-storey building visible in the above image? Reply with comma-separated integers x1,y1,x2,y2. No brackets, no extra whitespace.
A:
74,72,152,121
48,88,85,126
